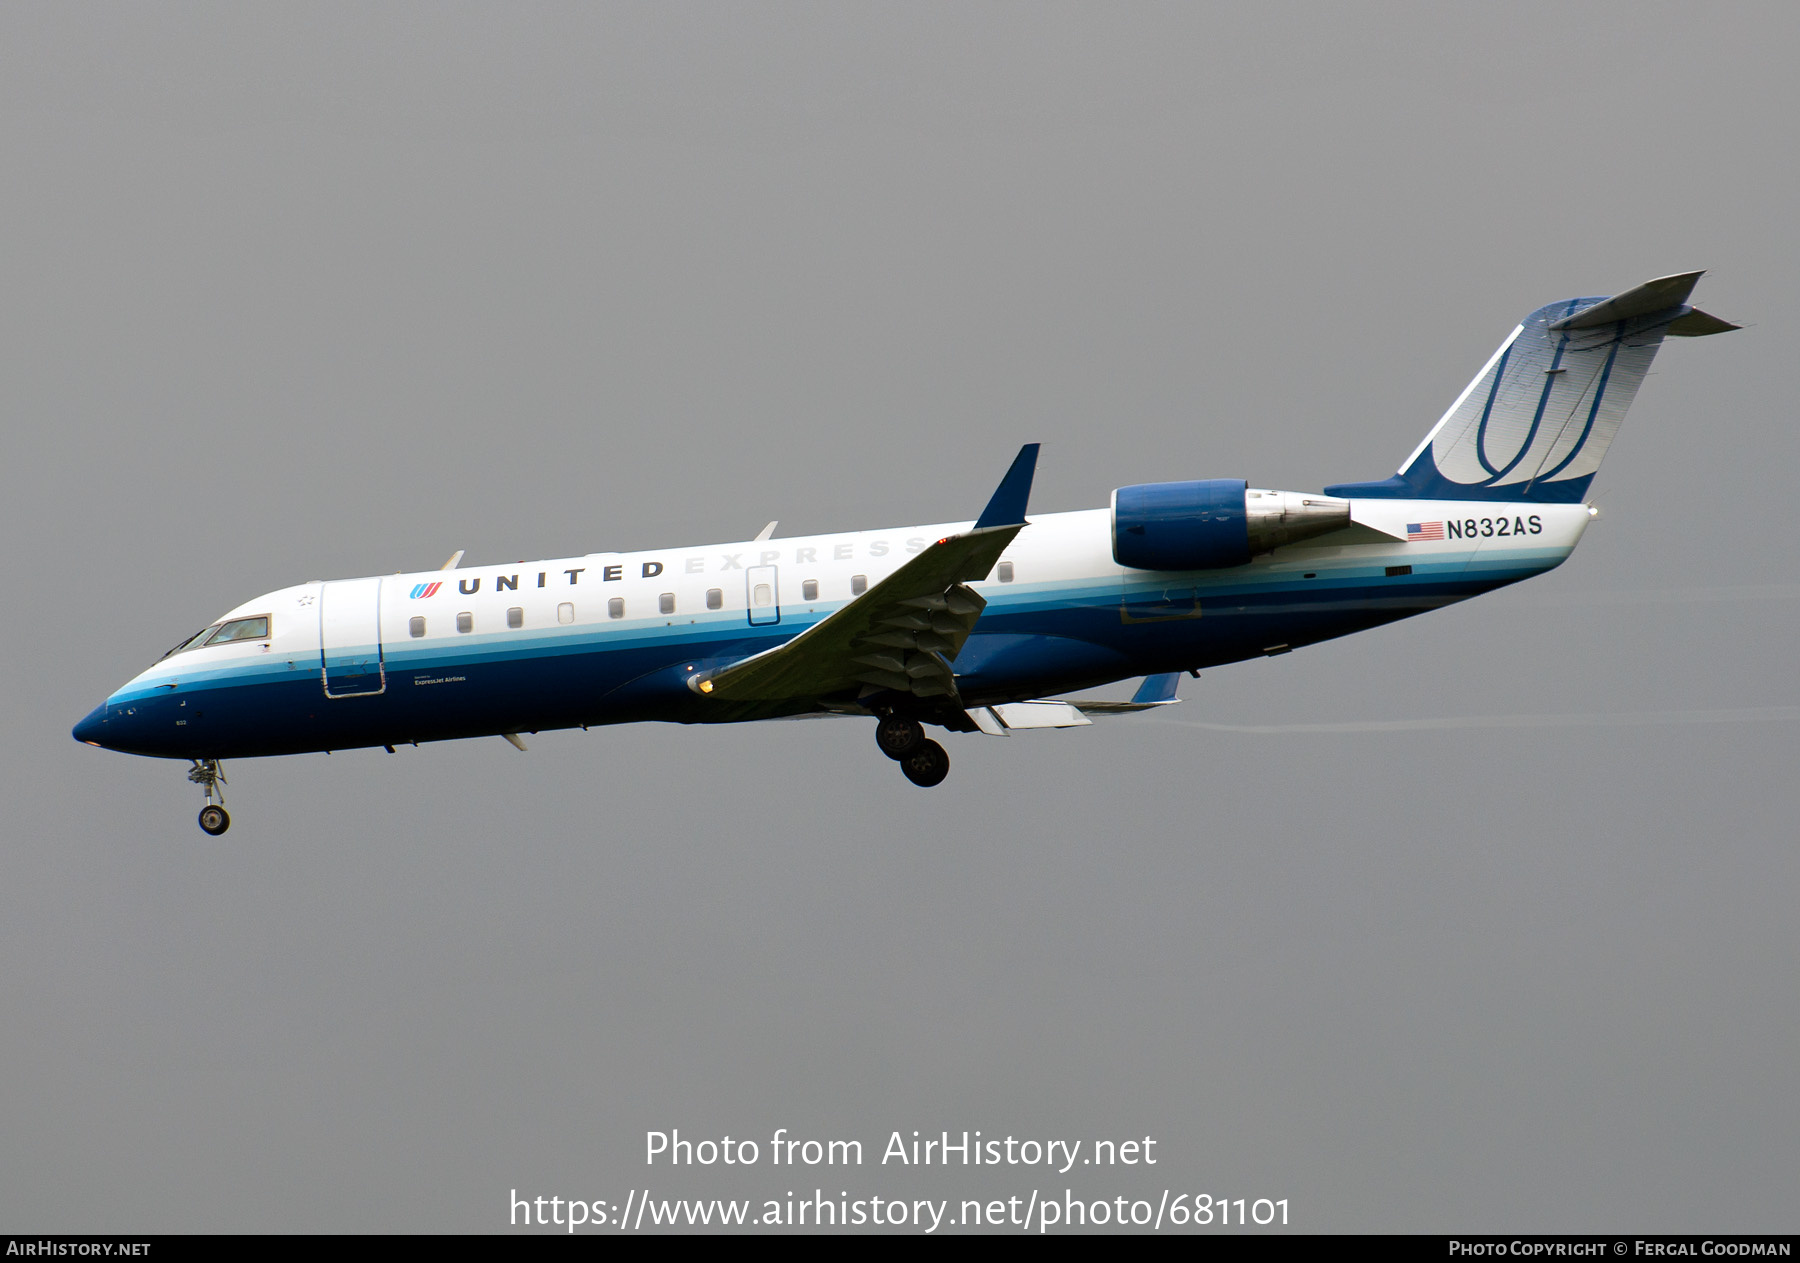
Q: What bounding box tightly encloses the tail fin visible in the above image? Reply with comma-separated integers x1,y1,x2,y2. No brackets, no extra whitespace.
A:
1326,272,1737,503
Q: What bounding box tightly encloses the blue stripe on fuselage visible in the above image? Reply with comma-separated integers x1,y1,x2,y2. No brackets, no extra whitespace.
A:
85,544,1570,760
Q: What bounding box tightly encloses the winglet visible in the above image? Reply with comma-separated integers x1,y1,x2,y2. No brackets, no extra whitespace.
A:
1130,673,1182,705
973,444,1040,530
1056,672,1185,718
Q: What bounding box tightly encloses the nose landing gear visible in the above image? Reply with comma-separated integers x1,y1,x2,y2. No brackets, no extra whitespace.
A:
188,759,230,835
874,715,950,787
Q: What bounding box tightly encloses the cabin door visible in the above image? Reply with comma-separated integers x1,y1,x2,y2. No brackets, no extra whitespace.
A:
319,577,387,697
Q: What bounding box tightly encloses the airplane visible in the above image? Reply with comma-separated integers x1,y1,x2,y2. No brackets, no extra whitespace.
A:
73,272,1737,834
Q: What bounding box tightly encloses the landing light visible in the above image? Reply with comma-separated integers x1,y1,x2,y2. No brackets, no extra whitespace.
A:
1587,505,1601,519
699,679,713,694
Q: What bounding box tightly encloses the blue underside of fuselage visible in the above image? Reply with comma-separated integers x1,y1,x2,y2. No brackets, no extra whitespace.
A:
74,559,1549,760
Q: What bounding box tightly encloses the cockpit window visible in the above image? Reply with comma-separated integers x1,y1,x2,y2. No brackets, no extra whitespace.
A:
204,616,270,645
163,627,219,659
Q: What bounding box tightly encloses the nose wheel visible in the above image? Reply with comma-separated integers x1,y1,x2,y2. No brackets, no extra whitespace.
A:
187,759,230,835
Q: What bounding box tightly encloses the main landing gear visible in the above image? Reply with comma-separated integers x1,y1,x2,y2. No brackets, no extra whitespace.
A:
188,758,230,835
875,715,950,788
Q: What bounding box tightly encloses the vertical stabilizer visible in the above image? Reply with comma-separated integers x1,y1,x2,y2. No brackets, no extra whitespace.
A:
1327,273,1736,503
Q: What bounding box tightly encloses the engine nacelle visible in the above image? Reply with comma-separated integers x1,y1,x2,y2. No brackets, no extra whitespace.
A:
1111,479,1352,571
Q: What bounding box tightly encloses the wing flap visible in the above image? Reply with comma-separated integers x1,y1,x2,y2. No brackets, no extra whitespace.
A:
990,701,1093,729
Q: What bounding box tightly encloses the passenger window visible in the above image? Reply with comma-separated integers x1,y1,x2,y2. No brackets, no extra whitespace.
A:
706,588,723,610
205,616,270,645
659,592,675,615
608,597,625,619
409,616,426,638
997,561,1014,583
456,611,473,633
507,606,523,629
557,602,575,625
801,579,819,601
851,574,867,595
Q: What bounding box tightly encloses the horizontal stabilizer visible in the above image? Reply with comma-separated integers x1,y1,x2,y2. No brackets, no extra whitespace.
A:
1548,271,1704,329
1667,308,1740,337
1348,503,1411,541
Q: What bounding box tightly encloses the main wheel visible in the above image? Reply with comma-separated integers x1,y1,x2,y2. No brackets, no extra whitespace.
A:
875,714,926,760
899,739,950,787
198,805,230,836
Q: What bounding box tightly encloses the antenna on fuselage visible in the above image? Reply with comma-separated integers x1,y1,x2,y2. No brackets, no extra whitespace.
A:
440,550,465,570
754,522,777,541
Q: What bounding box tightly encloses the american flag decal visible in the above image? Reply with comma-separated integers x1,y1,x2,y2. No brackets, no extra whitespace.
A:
1406,521,1445,542
409,581,443,599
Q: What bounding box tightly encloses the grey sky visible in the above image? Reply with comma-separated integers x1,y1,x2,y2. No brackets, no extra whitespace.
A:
4,2,1796,1232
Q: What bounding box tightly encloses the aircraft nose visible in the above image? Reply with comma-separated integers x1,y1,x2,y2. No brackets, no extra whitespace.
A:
72,702,111,748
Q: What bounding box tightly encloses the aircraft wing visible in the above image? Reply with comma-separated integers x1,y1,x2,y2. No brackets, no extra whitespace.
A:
691,446,1038,715
966,672,1183,734
1069,671,1184,715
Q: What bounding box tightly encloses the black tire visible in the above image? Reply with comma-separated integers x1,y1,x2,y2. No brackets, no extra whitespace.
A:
198,805,230,836
899,739,950,788
875,714,926,760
